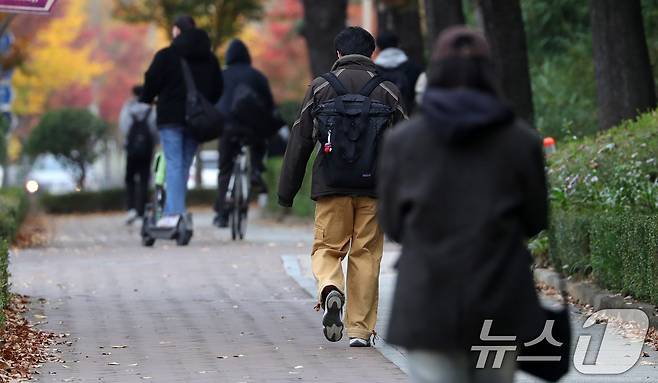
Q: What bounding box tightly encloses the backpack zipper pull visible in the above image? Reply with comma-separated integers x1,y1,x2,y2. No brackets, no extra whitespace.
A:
324,129,333,153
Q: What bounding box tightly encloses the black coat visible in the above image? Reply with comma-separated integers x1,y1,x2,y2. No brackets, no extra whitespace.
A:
217,39,274,128
379,88,548,351
141,29,223,127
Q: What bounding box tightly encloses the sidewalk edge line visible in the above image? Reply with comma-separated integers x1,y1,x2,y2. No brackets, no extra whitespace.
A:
281,254,409,375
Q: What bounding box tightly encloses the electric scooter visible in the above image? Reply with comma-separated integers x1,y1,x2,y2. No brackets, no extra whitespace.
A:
141,151,193,247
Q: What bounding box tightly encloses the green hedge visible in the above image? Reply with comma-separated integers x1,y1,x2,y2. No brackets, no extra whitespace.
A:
549,209,658,303
40,188,218,214
0,188,28,327
0,188,28,243
264,156,315,218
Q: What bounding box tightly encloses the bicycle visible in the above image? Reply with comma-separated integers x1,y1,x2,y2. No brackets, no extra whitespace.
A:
225,139,252,240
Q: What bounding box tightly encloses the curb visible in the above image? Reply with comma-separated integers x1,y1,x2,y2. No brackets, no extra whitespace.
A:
533,268,658,329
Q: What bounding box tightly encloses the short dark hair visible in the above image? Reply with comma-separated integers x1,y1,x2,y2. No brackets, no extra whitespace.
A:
334,27,376,57
174,15,196,31
427,57,499,95
376,31,399,50
132,85,144,97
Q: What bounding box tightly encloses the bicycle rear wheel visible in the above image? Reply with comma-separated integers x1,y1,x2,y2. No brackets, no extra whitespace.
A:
230,165,242,241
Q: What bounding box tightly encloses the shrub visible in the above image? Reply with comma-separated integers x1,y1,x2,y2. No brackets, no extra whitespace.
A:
26,108,109,189
263,156,314,218
0,188,28,242
40,188,218,214
548,110,658,213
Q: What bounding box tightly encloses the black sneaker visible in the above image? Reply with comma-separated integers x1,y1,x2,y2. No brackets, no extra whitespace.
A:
322,290,344,342
212,214,228,228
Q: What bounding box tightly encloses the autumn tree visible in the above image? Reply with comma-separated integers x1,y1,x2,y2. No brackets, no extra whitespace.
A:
376,0,424,64
590,0,656,130
301,0,348,78
478,0,534,124
26,109,108,189
12,0,106,116
112,0,262,51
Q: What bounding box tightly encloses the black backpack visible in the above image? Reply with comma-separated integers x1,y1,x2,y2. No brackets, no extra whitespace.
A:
180,58,224,142
231,83,268,133
126,108,154,159
312,73,394,189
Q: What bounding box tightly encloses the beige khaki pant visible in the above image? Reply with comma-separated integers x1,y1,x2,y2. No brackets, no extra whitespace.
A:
311,195,384,340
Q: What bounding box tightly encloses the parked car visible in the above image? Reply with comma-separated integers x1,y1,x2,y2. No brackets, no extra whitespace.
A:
24,155,78,195
187,150,219,189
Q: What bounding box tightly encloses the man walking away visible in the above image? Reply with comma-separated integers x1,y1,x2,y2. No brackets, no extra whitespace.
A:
214,39,275,228
119,85,157,225
278,27,406,347
375,31,423,114
379,26,548,382
140,15,223,234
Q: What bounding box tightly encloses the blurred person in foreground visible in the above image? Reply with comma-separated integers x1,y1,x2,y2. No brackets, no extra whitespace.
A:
279,27,405,347
140,15,223,224
379,26,548,382
119,85,157,225
213,39,276,228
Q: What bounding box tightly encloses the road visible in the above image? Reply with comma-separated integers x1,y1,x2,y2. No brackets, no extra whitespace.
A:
9,210,658,382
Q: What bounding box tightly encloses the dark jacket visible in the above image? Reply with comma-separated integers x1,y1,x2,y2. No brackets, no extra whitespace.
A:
141,28,223,127
278,55,407,207
379,88,548,351
375,47,423,114
218,39,274,127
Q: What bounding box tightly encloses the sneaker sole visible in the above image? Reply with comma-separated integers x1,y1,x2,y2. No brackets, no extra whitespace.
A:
322,294,343,342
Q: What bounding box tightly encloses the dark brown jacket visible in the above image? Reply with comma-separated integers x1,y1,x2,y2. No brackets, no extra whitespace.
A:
278,55,406,206
380,88,548,351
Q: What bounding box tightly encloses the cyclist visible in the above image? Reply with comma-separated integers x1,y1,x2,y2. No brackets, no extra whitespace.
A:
214,39,275,228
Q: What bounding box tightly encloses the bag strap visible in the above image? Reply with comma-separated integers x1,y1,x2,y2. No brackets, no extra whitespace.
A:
180,58,197,94
359,75,385,97
320,72,348,96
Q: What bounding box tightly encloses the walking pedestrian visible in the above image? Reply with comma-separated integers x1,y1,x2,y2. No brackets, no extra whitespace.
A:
375,31,423,114
140,15,223,228
213,39,276,228
278,27,406,347
379,26,548,382
119,85,157,225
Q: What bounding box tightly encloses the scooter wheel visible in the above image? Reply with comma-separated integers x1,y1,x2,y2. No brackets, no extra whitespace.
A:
176,230,192,246
142,236,155,247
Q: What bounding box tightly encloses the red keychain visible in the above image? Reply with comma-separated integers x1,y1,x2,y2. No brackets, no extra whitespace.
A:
324,130,333,153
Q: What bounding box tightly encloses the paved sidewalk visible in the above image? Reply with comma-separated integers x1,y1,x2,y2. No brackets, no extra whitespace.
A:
10,212,406,383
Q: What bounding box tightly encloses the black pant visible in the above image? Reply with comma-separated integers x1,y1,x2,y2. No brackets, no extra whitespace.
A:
214,129,266,215
125,155,152,216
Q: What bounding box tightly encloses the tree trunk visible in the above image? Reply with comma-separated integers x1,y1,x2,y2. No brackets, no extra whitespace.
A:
423,0,464,48
590,0,656,131
377,0,425,65
477,0,534,124
301,0,348,78
77,163,86,191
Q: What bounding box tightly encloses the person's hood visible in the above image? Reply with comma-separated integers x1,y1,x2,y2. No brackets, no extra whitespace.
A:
225,39,251,65
421,88,514,142
126,100,152,120
374,47,409,68
331,54,377,72
172,28,213,60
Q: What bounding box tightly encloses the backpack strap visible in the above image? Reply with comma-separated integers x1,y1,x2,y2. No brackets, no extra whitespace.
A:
180,58,197,94
321,72,349,96
359,75,385,97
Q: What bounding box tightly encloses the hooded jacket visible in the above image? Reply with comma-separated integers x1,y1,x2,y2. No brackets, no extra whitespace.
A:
278,55,407,207
375,47,423,113
141,28,223,127
217,39,274,126
379,88,548,351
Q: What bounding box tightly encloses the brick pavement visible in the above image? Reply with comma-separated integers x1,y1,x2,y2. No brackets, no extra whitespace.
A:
10,212,407,383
